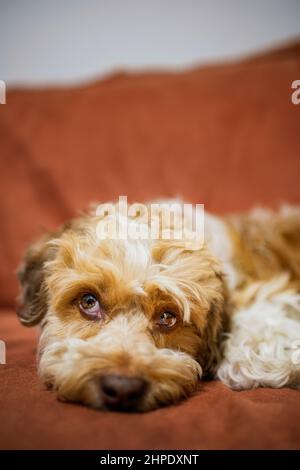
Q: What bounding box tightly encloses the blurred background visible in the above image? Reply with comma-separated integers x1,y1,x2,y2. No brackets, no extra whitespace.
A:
1,0,300,86
0,0,300,305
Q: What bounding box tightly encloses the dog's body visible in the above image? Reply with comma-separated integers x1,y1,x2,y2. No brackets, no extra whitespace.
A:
17,202,300,411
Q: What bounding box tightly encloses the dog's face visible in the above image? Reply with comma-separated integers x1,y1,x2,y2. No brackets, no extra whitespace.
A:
17,207,227,411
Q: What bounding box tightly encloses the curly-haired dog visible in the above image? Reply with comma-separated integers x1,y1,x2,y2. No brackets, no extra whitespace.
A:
17,203,300,411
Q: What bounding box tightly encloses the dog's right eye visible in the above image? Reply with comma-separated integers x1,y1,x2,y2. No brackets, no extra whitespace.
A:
78,294,103,320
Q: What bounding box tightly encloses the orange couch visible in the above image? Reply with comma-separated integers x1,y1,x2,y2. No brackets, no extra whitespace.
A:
0,41,300,449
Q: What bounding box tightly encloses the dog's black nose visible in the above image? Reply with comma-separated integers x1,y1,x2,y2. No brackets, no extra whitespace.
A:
101,374,147,411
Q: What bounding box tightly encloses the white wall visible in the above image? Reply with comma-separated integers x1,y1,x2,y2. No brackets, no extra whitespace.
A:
1,0,300,86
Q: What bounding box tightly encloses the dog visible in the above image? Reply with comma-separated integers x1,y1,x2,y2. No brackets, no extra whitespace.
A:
17,201,300,411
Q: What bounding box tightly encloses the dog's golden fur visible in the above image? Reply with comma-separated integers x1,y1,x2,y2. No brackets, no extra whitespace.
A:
225,207,300,308
17,203,300,410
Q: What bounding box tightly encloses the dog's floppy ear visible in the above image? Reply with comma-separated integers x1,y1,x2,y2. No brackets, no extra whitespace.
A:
196,294,231,377
17,234,58,326
189,269,231,377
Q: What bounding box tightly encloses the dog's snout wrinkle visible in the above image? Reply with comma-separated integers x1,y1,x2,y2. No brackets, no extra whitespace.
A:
101,374,147,411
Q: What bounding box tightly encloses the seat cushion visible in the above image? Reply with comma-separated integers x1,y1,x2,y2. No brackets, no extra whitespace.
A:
1,309,300,449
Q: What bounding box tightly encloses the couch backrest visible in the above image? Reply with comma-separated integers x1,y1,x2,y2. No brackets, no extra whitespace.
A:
0,42,299,306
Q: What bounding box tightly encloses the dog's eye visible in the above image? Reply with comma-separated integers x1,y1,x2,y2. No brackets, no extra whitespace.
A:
155,311,177,330
79,294,103,320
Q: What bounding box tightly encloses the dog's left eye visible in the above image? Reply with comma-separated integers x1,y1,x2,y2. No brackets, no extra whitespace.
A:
79,294,103,320
155,311,177,330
